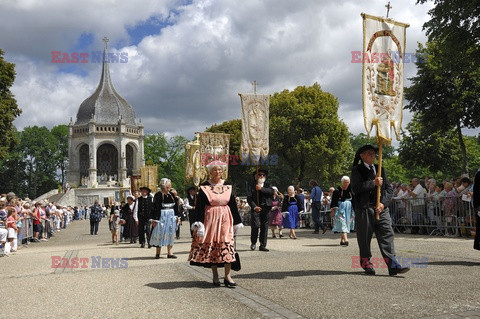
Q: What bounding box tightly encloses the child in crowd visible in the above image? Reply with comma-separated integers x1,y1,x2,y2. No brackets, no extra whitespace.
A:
6,207,18,254
110,209,121,245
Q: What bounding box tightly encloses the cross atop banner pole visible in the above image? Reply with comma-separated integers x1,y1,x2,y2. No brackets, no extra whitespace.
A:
385,1,392,18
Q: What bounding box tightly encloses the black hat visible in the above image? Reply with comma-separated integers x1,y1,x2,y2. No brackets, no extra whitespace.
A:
139,186,151,193
352,144,379,167
254,168,268,176
186,186,196,192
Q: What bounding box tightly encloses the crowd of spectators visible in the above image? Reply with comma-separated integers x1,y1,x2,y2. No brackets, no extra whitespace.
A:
0,192,81,257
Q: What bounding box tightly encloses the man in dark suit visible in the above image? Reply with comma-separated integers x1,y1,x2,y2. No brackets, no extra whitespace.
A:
351,144,409,276
473,169,480,251
135,186,153,248
247,168,274,252
89,200,102,235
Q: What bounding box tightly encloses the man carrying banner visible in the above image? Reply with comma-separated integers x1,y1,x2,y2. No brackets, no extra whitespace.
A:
247,169,274,252
351,144,409,276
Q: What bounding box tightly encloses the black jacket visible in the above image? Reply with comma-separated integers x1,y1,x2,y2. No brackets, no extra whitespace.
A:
151,191,179,220
350,163,393,210
247,181,274,210
136,196,153,220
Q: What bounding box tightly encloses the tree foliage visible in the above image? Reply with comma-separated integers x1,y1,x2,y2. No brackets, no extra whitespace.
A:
0,125,69,199
269,83,350,190
407,0,480,173
144,133,188,196
0,49,22,159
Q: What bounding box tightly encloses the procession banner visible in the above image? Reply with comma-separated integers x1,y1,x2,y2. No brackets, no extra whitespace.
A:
199,132,230,180
140,165,158,192
239,93,270,163
362,13,409,144
184,134,203,187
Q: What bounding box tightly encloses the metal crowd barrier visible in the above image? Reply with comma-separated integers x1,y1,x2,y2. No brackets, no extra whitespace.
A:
20,216,34,243
389,196,476,237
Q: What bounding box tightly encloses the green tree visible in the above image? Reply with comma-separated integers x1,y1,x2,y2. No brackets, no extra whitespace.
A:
0,129,26,197
407,0,480,173
144,133,188,196
20,126,58,198
0,49,22,159
269,83,350,190
349,133,395,159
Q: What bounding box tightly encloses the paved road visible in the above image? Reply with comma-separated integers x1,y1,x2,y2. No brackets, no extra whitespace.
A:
2,219,480,319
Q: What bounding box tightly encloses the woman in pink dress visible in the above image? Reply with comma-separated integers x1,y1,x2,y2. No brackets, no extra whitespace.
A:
188,161,243,287
269,187,284,238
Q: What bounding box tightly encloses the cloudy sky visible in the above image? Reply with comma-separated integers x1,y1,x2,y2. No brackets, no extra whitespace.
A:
2,0,460,144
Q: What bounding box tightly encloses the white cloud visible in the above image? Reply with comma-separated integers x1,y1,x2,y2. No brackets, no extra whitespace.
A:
4,0,459,141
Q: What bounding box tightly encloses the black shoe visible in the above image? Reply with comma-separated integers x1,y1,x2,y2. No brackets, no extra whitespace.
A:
322,228,327,234
155,254,160,259
340,241,346,246
167,254,177,259
364,268,376,276
344,241,349,246
279,234,284,238
259,247,269,252
213,280,221,287
140,244,145,248
312,231,319,234
250,244,256,251
224,279,237,288
389,267,410,276
148,244,152,248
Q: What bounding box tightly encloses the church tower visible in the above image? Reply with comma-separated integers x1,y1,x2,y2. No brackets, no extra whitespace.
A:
66,37,145,205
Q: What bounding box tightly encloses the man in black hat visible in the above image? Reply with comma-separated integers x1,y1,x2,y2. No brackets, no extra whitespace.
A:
183,186,197,238
351,144,409,276
247,168,274,251
134,186,153,248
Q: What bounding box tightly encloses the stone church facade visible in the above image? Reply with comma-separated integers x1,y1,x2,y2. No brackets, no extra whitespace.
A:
65,42,145,206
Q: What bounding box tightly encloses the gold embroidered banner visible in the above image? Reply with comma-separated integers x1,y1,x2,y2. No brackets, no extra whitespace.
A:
140,165,158,193
239,93,270,163
199,132,230,180
184,133,203,187
362,13,409,143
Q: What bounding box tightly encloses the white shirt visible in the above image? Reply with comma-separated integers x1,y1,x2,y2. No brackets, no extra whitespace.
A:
184,195,194,210
410,184,425,206
363,162,376,175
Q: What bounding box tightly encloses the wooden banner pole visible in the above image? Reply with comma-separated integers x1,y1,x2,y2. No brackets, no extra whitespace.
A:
375,139,384,220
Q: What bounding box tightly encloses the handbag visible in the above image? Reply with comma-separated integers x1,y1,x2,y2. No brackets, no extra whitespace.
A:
231,235,241,272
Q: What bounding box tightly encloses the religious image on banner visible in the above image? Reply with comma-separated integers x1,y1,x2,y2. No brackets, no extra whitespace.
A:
199,132,230,180
239,93,270,163
184,133,203,187
140,165,158,192
362,13,409,143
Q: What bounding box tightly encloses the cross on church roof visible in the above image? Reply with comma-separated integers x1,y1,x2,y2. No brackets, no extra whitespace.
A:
385,1,392,18
102,36,109,50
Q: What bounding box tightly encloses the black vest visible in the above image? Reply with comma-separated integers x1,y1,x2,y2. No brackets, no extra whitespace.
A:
137,196,153,219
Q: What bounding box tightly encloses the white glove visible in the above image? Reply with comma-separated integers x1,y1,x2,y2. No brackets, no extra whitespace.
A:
282,211,289,218
233,223,244,235
191,222,205,237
